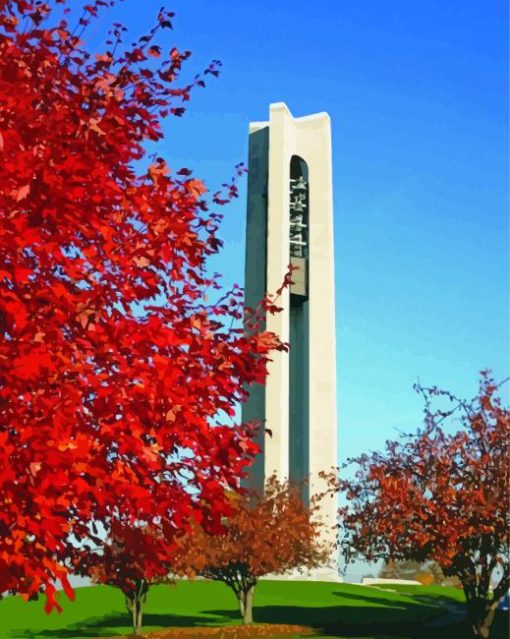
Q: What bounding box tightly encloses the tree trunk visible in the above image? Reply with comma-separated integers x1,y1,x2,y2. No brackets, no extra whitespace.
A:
238,584,255,625
466,596,496,639
238,593,245,617
124,580,148,636
132,596,143,636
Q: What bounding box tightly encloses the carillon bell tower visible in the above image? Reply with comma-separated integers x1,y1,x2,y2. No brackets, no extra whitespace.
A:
243,103,338,579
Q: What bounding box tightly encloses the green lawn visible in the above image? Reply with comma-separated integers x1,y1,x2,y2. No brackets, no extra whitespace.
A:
0,581,507,639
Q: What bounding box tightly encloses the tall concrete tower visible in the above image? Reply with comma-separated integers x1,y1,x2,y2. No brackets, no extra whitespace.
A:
243,103,338,579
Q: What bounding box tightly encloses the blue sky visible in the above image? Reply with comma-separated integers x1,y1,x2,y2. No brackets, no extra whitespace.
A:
110,0,509,455
80,0,509,582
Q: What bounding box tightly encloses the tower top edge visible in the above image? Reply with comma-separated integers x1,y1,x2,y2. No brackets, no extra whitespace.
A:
296,111,331,123
249,121,269,133
249,104,331,133
269,102,330,123
269,101,292,115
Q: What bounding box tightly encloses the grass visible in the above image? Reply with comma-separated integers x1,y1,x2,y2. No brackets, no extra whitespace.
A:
0,581,507,639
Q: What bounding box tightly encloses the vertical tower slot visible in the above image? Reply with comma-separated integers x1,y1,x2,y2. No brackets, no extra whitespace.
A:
289,155,310,503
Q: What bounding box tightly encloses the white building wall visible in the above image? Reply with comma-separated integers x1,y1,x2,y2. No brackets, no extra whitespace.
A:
248,103,338,578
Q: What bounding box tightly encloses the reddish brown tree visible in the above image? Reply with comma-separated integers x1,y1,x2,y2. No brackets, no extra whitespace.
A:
0,0,286,612
175,476,332,625
339,372,509,639
83,521,174,636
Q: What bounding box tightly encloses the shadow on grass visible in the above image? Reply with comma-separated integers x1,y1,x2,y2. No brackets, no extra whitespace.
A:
414,611,509,639
11,595,508,639
11,611,231,639
205,605,508,639
202,601,443,638
330,591,441,610
9,603,437,639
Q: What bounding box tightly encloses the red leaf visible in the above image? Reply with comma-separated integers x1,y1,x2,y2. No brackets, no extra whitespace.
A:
15,184,30,201
148,45,161,58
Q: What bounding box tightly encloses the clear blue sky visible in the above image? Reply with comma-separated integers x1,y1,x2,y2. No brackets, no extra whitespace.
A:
92,0,509,460
78,0,509,583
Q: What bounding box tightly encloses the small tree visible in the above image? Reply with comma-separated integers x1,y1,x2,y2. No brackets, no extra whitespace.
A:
340,371,509,639
176,476,333,625
378,559,422,581
85,521,173,635
379,559,461,587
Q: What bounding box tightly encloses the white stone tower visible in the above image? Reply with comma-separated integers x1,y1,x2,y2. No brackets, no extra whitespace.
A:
243,103,338,580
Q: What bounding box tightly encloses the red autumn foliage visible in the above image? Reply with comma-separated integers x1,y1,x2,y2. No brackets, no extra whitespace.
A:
339,371,510,639
0,0,287,612
82,520,174,635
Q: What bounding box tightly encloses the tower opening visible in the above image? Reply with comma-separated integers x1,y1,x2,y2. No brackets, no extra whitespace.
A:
289,155,309,503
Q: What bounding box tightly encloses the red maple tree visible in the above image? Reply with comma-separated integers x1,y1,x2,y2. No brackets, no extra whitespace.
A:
339,371,509,639
0,0,286,612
